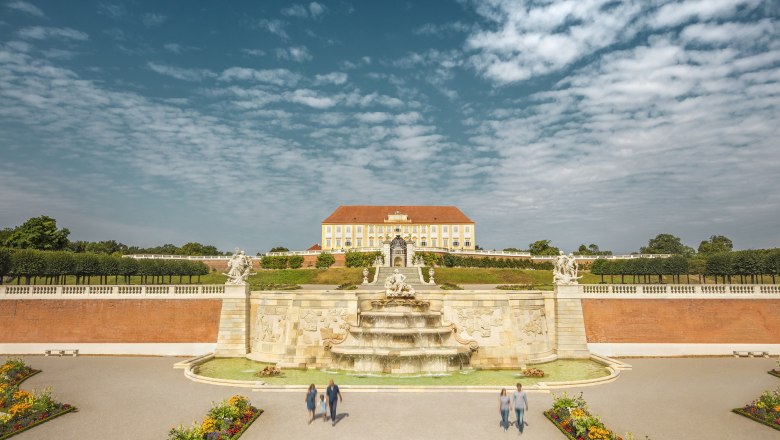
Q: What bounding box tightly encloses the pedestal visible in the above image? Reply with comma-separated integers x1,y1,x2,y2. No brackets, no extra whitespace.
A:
214,283,250,357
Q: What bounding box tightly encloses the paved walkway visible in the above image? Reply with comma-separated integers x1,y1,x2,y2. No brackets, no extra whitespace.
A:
11,356,780,439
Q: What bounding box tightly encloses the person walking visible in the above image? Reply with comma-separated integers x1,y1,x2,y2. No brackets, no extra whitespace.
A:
305,383,317,424
499,388,511,432
326,379,342,426
513,383,528,433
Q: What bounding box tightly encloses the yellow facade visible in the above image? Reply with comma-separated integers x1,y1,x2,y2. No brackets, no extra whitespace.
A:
321,211,476,252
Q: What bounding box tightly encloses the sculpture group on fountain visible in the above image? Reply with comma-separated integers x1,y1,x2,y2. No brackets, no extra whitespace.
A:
384,268,415,297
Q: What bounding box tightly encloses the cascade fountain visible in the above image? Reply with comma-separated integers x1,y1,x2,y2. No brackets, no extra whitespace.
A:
326,269,478,374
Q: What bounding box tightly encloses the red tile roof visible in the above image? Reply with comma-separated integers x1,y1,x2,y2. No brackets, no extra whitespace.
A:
323,206,474,224
307,243,322,251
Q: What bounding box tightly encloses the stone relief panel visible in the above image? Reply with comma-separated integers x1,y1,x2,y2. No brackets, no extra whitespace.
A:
450,307,503,340
298,308,349,345
253,306,288,345
513,308,549,344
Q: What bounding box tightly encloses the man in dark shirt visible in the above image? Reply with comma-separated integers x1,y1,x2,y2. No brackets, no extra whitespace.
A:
326,379,342,426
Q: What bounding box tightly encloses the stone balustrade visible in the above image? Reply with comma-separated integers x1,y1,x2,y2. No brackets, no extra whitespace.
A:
0,284,227,299
576,284,780,296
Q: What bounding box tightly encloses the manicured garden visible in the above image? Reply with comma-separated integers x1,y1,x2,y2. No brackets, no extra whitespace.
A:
168,395,261,440
0,358,74,440
732,387,780,432
421,267,601,288
544,392,634,440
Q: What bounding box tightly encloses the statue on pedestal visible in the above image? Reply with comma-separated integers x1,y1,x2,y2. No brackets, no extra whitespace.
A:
225,249,253,285
553,252,580,285
385,269,415,297
428,267,436,285
362,267,369,284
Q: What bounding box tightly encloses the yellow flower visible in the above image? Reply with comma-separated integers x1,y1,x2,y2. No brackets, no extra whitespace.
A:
570,408,586,419
200,417,216,433
228,395,248,407
12,390,32,402
774,405,780,412
756,402,766,409
8,402,32,417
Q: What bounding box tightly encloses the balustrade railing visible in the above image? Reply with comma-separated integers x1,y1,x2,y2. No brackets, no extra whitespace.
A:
580,284,780,295
0,284,227,298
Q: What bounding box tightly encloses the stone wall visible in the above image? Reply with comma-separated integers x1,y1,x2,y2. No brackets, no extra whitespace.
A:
581,299,780,343
0,299,222,343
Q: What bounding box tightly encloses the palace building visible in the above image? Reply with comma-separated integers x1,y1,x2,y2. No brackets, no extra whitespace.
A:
321,205,476,252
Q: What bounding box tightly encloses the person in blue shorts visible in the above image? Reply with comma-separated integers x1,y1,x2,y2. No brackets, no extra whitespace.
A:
305,383,317,424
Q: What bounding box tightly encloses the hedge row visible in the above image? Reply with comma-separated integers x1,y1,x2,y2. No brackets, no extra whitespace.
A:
417,252,554,270
0,248,209,285
591,249,780,283
260,255,304,269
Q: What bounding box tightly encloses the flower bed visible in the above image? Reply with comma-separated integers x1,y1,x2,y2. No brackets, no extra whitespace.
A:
168,395,262,440
0,358,75,440
732,387,780,432
544,392,631,440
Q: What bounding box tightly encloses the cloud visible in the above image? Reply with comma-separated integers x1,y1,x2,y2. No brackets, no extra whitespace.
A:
650,0,762,29
147,62,215,81
281,4,308,18
6,1,44,17
465,0,643,83
257,19,288,39
142,12,167,27
275,46,312,62
288,89,338,108
241,48,266,57
314,72,348,85
97,3,128,19
309,2,326,18
679,19,775,45
163,43,182,53
218,67,302,87
18,26,89,41
413,22,472,36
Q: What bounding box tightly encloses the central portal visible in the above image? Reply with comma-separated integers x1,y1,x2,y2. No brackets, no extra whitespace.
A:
390,235,406,267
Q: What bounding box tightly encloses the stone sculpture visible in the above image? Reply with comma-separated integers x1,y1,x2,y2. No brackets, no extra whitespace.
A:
428,267,436,285
553,251,581,285
362,267,369,284
225,249,253,285
384,268,415,297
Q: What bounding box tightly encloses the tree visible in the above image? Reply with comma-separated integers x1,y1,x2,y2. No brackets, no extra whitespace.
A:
179,242,220,256
732,250,763,284
10,249,45,284
591,259,607,283
697,235,733,255
316,252,335,269
764,250,780,284
663,256,689,284
706,252,734,283
288,255,304,269
640,234,694,256
269,247,289,253
528,240,560,256
4,216,70,251
0,248,11,284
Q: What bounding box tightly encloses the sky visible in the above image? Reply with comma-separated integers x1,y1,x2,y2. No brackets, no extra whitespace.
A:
0,0,778,254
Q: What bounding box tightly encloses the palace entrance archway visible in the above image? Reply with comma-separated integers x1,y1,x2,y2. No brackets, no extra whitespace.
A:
390,235,406,267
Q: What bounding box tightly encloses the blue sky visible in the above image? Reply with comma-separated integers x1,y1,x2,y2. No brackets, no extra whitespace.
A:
0,0,778,254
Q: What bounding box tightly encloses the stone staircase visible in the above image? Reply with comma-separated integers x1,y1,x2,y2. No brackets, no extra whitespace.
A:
375,266,428,288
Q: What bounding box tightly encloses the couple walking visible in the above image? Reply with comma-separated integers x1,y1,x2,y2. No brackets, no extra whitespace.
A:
306,379,343,426
499,383,528,433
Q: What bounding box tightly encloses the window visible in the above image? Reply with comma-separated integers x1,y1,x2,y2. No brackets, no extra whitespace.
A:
336,239,341,247
453,226,459,234
443,238,448,247
465,241,471,247
404,226,409,233
345,240,352,247
346,226,351,233
431,226,437,232
412,226,417,233
357,226,362,234
326,226,332,233
326,239,332,248
369,225,374,233
465,226,471,233
453,240,460,247
356,238,362,247
432,238,437,247
421,240,427,247
336,226,341,233
369,238,374,247
443,226,448,233
394,226,400,233
422,226,427,233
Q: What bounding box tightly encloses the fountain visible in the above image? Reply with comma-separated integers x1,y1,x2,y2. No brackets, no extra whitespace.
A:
326,269,478,374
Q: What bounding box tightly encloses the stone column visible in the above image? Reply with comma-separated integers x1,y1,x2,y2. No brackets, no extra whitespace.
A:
214,283,251,357
553,284,591,358
406,241,416,267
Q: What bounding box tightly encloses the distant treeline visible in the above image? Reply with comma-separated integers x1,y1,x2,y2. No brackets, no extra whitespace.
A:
591,249,780,284
0,248,209,285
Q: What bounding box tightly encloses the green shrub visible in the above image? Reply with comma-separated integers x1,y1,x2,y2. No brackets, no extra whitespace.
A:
288,255,304,269
316,252,335,269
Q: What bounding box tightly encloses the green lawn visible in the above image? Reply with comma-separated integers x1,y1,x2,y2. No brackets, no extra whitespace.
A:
422,267,601,289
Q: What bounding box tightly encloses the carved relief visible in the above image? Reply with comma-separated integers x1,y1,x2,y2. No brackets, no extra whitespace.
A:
515,308,547,343
452,307,502,338
299,308,350,345
254,306,287,343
